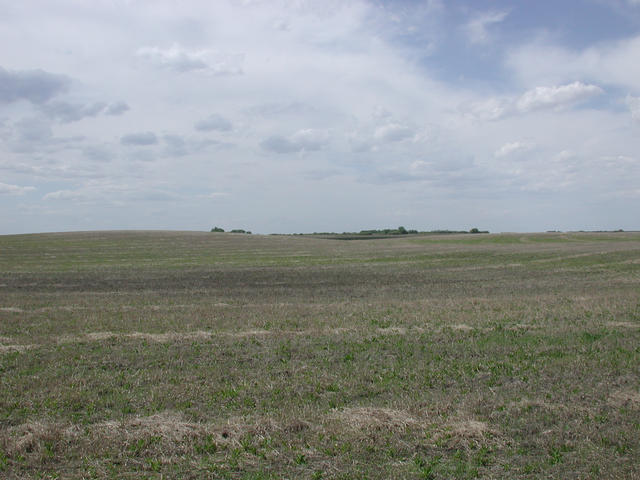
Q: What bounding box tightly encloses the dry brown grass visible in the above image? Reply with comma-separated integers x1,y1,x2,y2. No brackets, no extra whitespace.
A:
333,407,421,432
608,390,640,409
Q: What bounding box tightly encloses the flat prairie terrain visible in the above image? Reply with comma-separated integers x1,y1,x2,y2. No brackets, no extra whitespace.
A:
0,230,639,479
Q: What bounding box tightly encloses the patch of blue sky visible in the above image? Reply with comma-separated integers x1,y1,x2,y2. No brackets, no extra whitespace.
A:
375,0,640,90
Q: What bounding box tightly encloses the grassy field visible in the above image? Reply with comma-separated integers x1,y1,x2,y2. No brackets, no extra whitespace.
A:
1,230,639,479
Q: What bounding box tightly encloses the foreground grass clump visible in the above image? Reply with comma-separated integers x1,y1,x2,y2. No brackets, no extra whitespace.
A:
1,230,639,478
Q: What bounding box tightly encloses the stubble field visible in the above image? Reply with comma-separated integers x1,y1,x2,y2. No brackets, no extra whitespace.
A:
0,230,639,479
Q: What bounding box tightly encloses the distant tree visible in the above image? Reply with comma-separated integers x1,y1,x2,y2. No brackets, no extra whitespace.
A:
210,227,225,232
470,228,480,234
397,226,408,234
230,229,252,234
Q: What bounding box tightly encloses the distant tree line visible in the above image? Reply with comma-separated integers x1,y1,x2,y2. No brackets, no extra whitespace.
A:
358,226,417,235
210,227,252,234
212,226,490,236
287,227,489,236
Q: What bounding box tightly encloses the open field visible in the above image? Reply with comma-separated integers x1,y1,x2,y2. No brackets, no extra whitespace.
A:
1,230,639,479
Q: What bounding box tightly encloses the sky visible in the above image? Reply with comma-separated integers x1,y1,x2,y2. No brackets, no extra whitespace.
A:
1,0,640,234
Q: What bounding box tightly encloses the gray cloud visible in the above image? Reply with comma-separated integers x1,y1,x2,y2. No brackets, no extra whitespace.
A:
82,144,114,162
362,157,506,197
14,117,53,144
246,101,315,117
261,129,329,154
194,114,232,132
163,134,188,156
127,149,156,162
0,66,70,104
260,136,299,154
303,169,343,181
38,100,129,123
40,100,107,123
121,132,158,146
162,134,227,157
131,190,179,201
0,117,10,140
105,101,130,115
6,116,85,153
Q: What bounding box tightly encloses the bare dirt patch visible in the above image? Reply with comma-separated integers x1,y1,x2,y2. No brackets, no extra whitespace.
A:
0,307,23,312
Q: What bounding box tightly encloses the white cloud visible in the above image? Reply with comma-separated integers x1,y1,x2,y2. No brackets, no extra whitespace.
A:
410,160,428,170
467,97,512,121
0,182,35,195
626,95,640,122
43,182,179,204
200,192,229,199
553,150,576,162
43,189,86,201
136,43,243,75
467,82,602,121
516,82,603,113
374,123,414,142
507,35,640,90
291,129,330,149
494,141,533,158
464,11,508,44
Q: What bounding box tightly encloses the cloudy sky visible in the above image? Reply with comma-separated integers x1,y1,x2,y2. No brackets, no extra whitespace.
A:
2,0,640,234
